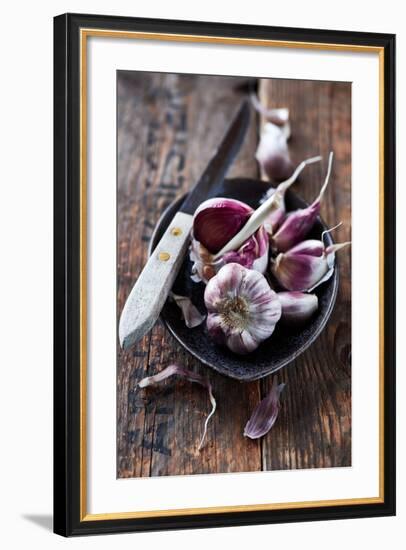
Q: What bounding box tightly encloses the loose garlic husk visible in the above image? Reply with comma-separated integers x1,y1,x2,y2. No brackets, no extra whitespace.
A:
271,238,350,292
204,263,281,355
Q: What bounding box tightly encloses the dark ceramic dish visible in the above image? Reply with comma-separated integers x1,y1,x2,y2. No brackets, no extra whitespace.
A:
149,178,338,381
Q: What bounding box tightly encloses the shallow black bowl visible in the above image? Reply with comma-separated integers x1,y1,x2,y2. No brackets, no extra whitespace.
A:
149,178,338,381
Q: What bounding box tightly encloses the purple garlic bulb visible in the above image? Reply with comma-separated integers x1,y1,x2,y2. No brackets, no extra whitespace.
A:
204,263,281,355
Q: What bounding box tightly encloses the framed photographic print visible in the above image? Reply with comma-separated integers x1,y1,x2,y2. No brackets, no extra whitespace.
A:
53,13,396,536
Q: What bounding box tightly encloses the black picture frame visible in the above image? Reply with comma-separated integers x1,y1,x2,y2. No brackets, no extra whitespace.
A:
54,12,396,537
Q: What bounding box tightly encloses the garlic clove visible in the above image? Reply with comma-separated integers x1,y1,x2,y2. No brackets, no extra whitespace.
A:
244,379,286,439
271,152,334,252
206,314,227,346
222,226,269,272
227,330,259,355
250,92,290,127
216,156,322,261
287,239,325,257
272,251,328,292
306,241,351,292
190,200,269,284
278,291,318,324
193,197,252,254
204,263,281,355
271,237,351,292
262,155,323,236
256,122,294,182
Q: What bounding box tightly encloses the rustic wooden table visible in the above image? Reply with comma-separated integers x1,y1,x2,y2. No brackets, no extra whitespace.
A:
117,72,351,478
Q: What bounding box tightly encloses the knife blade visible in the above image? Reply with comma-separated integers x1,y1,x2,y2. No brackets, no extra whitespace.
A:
119,101,250,349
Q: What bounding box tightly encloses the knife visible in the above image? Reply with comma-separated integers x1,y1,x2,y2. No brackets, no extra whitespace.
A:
119,101,250,350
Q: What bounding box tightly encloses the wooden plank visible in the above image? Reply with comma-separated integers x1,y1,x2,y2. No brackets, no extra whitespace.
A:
117,73,262,478
258,79,352,469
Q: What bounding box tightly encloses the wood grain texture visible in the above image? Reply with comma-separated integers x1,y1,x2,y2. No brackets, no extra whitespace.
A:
117,72,351,478
259,79,352,470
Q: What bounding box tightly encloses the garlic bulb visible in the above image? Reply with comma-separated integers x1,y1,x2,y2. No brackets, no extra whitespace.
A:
271,152,334,252
204,263,281,355
190,197,269,284
278,291,318,324
271,238,350,292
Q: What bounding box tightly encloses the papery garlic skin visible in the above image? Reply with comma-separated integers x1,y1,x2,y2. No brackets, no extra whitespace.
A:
271,238,350,292
204,263,281,355
222,225,269,272
189,238,226,284
138,364,216,451
263,187,287,235
171,293,206,328
190,228,269,284
256,122,294,182
278,291,318,324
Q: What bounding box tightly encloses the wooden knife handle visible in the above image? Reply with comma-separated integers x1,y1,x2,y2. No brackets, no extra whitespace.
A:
119,211,194,349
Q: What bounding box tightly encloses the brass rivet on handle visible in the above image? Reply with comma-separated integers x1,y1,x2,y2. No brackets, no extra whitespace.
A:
158,251,171,262
171,227,182,236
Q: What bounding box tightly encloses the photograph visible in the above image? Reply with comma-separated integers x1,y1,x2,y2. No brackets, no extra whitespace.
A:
0,1,400,545
52,13,395,535
116,71,352,478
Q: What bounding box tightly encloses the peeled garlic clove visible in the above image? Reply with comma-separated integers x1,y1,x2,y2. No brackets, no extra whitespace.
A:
193,197,252,254
278,291,318,324
256,122,294,183
271,152,334,252
204,263,281,355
